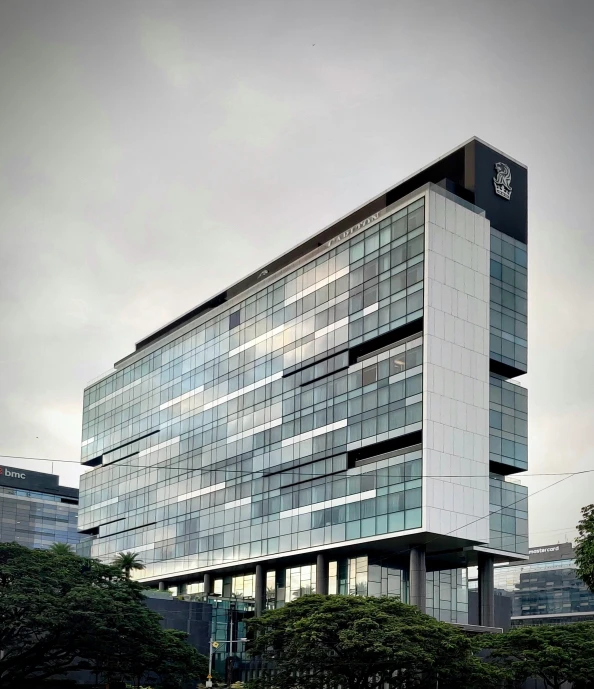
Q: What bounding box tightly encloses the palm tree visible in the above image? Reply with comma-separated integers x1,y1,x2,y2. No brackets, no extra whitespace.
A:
49,543,74,556
112,551,146,579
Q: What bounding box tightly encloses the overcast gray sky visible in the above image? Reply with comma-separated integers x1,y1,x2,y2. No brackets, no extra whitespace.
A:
1,0,593,547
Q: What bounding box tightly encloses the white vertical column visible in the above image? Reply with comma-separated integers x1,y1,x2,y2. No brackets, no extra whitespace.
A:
423,190,491,544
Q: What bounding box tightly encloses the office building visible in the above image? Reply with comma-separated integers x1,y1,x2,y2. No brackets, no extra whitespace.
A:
494,543,594,626
0,464,80,550
78,137,529,632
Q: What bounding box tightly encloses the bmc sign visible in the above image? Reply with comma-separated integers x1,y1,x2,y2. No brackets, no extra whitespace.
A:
0,467,26,480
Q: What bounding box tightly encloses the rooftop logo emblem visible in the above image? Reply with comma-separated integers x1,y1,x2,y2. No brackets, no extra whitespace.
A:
493,162,512,200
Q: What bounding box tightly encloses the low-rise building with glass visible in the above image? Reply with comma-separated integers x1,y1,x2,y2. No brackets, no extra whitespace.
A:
0,464,80,550
78,137,529,635
493,542,594,626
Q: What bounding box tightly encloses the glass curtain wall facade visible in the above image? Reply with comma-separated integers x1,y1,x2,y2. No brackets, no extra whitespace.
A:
492,544,594,626
79,198,426,577
79,138,529,635
0,468,80,550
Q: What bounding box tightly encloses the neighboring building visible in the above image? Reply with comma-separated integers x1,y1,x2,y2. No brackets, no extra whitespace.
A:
144,592,213,656
468,587,513,631
78,137,529,634
494,542,594,626
0,464,80,549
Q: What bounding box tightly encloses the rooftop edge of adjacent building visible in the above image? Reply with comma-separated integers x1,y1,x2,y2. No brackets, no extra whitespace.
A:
0,464,79,502
101,136,526,379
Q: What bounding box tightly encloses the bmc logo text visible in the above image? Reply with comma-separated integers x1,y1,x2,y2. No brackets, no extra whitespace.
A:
0,467,26,479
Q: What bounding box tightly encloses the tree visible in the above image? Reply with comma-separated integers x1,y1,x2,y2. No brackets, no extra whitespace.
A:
154,628,209,689
0,543,207,688
113,551,146,579
575,504,594,593
247,594,500,689
484,623,594,689
0,542,122,686
48,543,75,556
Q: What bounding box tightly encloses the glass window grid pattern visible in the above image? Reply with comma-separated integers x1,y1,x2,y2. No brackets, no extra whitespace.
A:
489,376,528,471
260,555,466,626
79,199,426,578
207,598,253,675
367,560,407,600
489,475,528,554
346,338,423,449
489,228,527,372
426,569,468,624
511,615,594,627
494,559,594,623
0,492,81,549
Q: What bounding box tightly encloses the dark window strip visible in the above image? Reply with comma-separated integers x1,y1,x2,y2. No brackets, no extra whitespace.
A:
349,317,423,364
262,450,347,479
348,431,423,466
282,347,348,378
299,365,349,388
84,429,160,466
271,468,347,492
105,521,157,537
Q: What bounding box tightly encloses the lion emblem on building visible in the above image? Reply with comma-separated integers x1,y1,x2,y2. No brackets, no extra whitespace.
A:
493,162,512,200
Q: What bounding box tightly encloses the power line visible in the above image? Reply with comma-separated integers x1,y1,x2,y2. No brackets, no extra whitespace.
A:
367,473,574,569
1,452,592,481
91,471,577,574
2,454,585,573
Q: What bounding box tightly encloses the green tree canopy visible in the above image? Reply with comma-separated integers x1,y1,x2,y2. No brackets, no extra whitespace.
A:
112,550,146,579
247,594,500,689
0,543,206,688
484,623,594,689
576,504,594,593
48,542,75,556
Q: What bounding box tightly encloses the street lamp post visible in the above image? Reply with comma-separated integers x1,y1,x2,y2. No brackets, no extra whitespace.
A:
206,638,248,688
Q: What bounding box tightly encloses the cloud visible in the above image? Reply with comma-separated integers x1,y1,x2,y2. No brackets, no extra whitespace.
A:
216,83,293,148
138,16,200,89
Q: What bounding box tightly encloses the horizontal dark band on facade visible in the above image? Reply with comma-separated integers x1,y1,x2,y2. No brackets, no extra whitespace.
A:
262,450,347,479
282,347,348,378
105,521,157,537
286,320,422,389
300,365,349,388
270,467,347,491
81,456,102,468
349,317,423,364
99,450,140,468
347,430,423,466
489,459,524,477
82,429,160,466
490,359,526,381
80,517,125,534
352,442,423,469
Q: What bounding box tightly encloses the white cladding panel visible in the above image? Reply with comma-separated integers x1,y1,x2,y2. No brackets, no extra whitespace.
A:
422,190,491,543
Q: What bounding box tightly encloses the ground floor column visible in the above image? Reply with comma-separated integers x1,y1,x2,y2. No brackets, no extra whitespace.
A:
478,552,495,627
203,572,212,598
316,552,328,595
409,545,426,612
255,563,265,617
158,581,165,591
